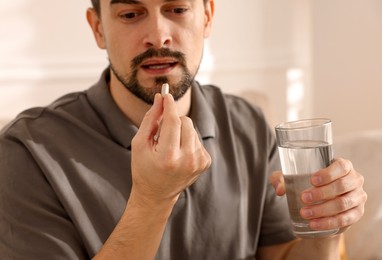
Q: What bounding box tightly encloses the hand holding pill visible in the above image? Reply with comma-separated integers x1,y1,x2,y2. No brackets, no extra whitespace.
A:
130,84,211,205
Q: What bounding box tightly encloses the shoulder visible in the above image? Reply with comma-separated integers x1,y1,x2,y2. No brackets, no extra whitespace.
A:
0,89,100,140
198,84,275,156
200,84,265,115
225,92,266,121
200,84,269,130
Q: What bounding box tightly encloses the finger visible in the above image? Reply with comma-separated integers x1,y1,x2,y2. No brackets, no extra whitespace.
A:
157,94,181,148
179,116,196,151
135,93,163,142
180,116,211,174
300,187,367,219
269,171,286,196
301,168,364,203
194,138,212,174
311,158,353,186
200,146,212,172
307,204,365,231
194,129,212,173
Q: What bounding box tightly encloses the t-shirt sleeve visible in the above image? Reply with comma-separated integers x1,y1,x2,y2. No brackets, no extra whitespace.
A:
257,131,296,247
0,136,88,259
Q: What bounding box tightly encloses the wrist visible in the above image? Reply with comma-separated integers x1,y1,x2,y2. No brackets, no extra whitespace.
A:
127,188,179,219
296,234,341,260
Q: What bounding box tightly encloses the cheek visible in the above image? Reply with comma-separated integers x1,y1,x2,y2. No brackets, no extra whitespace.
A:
179,26,205,54
104,33,134,64
184,44,204,73
188,32,205,60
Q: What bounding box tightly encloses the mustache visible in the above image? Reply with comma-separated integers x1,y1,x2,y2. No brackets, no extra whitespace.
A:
131,48,187,69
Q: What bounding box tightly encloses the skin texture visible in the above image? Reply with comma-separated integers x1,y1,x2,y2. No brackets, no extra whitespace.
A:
86,1,367,259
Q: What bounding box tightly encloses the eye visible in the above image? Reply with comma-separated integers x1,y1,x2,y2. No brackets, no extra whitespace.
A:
119,10,145,21
172,7,188,14
167,7,189,15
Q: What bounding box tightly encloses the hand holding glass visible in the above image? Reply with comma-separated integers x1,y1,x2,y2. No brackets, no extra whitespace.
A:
275,118,339,238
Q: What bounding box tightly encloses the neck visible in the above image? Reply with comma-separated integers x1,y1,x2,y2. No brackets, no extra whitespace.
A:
109,74,192,127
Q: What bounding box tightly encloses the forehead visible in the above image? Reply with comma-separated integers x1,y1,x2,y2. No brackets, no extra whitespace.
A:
99,0,203,15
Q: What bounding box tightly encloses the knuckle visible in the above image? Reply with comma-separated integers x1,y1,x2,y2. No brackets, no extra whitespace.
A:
359,204,366,216
161,152,179,169
162,161,177,171
184,153,206,173
336,158,352,174
358,173,365,186
180,116,193,125
312,187,326,202
202,153,212,171
171,116,182,127
324,208,361,229
324,216,337,229
336,196,352,212
185,160,198,173
336,177,352,192
363,190,368,203
201,159,212,173
163,114,182,128
337,215,349,228
327,214,345,229
198,150,212,171
337,207,364,228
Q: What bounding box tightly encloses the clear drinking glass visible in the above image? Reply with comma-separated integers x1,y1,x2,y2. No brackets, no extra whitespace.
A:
275,118,339,238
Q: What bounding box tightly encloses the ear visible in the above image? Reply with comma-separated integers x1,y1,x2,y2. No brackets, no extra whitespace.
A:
86,8,107,49
203,0,215,38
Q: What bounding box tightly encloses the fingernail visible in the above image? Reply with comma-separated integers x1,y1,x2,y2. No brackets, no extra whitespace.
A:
312,175,322,185
302,192,313,203
311,221,320,229
301,208,313,218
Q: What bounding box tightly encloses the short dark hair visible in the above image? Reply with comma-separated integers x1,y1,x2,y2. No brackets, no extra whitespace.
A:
91,0,100,15
90,0,208,15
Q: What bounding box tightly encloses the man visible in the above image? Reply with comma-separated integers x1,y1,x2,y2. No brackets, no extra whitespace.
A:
0,0,367,259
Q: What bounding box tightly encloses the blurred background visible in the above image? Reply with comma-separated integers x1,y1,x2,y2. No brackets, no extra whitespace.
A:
1,0,382,137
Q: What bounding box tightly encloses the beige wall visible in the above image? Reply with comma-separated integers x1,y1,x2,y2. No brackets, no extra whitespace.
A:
0,1,107,120
311,0,382,136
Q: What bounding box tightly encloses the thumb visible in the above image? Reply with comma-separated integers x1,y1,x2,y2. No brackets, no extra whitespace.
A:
136,93,164,141
269,171,286,196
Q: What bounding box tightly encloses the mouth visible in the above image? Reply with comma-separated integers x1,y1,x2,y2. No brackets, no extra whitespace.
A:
140,59,179,74
141,62,178,70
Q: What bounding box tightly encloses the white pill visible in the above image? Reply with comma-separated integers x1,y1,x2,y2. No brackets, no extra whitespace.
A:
161,83,169,96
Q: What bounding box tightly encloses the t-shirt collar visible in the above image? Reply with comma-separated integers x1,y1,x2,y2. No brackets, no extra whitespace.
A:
189,81,216,140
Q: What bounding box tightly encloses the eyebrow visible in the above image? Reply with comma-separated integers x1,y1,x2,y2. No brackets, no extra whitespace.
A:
109,0,187,5
110,0,141,5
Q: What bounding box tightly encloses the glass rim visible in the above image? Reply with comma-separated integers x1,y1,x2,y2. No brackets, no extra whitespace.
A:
275,118,332,131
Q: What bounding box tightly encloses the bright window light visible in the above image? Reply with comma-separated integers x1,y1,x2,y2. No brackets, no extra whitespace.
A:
287,68,305,121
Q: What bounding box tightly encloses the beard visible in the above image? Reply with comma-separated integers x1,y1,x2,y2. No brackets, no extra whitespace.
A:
109,48,195,105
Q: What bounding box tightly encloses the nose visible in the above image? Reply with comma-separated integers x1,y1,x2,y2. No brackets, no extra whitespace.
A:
143,13,172,49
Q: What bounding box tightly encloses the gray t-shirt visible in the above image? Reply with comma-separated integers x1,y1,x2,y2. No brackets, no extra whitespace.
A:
0,69,295,259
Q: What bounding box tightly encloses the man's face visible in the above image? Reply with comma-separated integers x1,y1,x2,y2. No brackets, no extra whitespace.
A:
89,0,214,104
